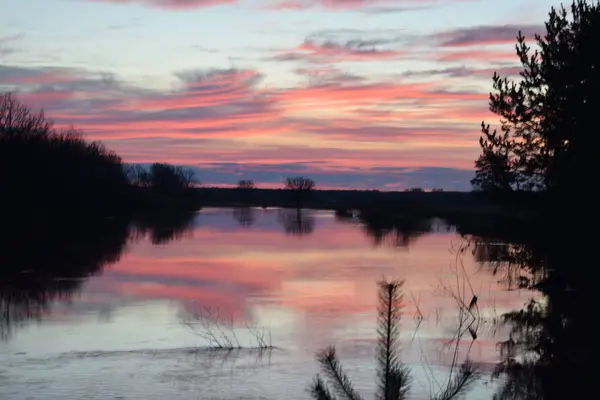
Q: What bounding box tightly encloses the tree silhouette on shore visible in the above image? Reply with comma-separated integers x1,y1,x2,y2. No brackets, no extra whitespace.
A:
285,176,315,209
1,92,203,218
0,92,131,218
472,0,598,199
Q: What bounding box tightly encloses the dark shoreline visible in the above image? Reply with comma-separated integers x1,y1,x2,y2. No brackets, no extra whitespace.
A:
194,188,542,242
195,187,540,217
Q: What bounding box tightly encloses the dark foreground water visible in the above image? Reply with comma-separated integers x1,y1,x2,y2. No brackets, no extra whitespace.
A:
0,208,537,399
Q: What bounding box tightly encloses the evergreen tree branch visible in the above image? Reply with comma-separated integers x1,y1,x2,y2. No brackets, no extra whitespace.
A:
376,279,411,400
316,346,363,400
310,374,338,400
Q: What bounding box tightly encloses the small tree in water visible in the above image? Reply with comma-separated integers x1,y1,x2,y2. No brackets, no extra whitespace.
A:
309,279,478,400
310,279,410,400
285,176,315,209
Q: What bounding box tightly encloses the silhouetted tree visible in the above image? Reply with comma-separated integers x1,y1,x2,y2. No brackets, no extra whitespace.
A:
237,179,255,189
472,127,516,192
126,164,151,187
310,279,410,400
128,163,196,192
145,163,196,193
472,0,599,196
285,176,315,209
0,92,130,217
128,163,203,211
0,92,52,135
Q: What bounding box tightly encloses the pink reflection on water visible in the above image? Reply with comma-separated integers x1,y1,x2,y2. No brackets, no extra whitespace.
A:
68,209,534,369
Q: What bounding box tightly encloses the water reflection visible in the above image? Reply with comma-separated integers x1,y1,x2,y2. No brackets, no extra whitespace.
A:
0,211,198,340
232,206,256,227
277,208,315,236
462,220,595,399
0,217,130,340
132,211,196,245
2,208,589,399
336,209,432,247
471,238,546,290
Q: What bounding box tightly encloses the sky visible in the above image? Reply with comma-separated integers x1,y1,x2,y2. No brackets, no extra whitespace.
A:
1,0,556,190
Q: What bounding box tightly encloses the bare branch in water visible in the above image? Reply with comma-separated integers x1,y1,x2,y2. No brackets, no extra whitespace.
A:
427,239,483,400
184,305,273,350
431,360,480,400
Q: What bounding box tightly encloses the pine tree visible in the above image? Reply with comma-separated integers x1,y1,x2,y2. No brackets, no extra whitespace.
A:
309,279,410,400
472,1,599,195
309,279,477,400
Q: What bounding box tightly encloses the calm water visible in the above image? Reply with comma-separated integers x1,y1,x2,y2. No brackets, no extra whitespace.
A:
0,208,536,400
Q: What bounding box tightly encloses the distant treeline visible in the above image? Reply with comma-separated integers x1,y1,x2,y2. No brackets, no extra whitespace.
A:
196,187,541,219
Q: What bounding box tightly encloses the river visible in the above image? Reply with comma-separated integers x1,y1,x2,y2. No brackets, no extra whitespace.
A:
0,208,537,399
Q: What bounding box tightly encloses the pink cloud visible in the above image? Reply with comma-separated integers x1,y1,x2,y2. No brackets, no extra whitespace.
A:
265,0,307,9
272,80,484,112
90,0,236,9
265,0,452,11
3,63,492,177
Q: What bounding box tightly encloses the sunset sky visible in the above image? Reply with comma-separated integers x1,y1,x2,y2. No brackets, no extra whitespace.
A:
1,0,554,189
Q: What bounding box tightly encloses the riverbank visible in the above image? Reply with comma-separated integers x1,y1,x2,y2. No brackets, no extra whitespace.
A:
196,187,539,218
